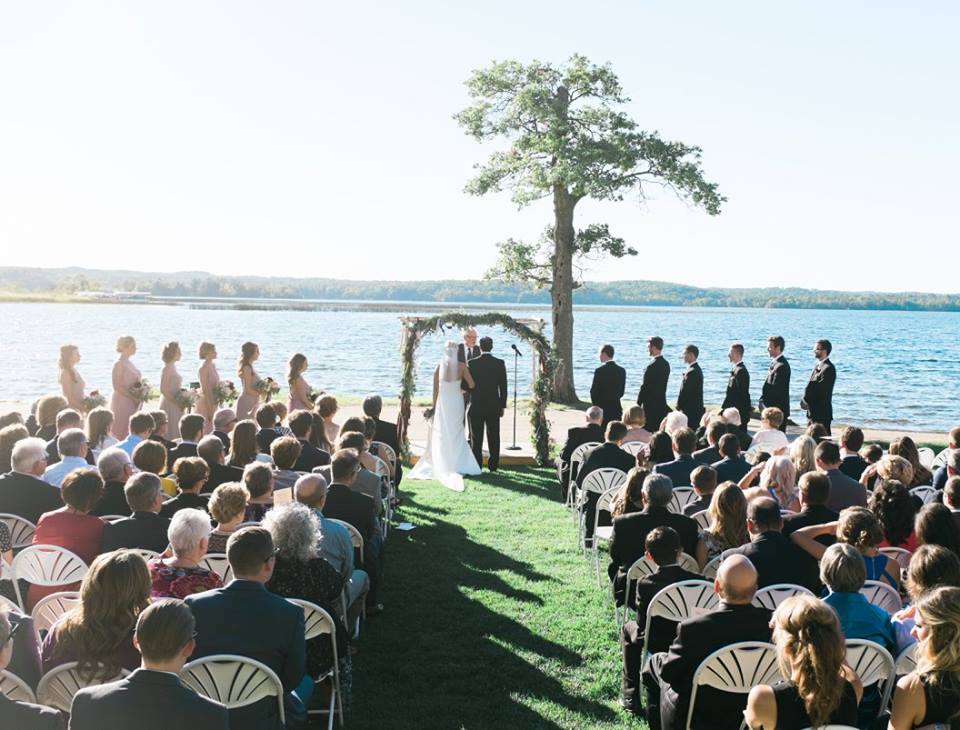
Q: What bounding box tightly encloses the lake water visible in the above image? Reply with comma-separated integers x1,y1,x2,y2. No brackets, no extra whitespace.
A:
1,302,957,432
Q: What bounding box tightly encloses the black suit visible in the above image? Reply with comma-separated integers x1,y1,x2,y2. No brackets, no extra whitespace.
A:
682,493,713,517
212,429,231,451
467,353,508,471
292,440,329,474
675,363,704,430
91,480,130,517
653,455,699,488
70,668,228,730
0,693,62,730
0,470,63,524
160,491,209,518
726,531,821,593
373,417,402,486
557,423,605,500
721,361,751,430
839,453,868,481
711,456,751,484
201,461,244,494
802,357,837,431
760,355,791,429
692,445,720,465
781,504,839,537
324,483,376,542
576,443,635,541
166,441,198,473
637,356,671,432
457,343,481,404
100,511,171,553
591,360,626,426
256,428,279,455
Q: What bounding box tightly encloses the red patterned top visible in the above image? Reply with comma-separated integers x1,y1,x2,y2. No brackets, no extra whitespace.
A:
147,558,223,599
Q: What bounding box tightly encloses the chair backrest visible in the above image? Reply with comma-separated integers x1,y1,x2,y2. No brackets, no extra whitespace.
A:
287,598,335,640
701,555,723,580
37,662,129,712
668,487,698,515
580,468,627,497
621,441,646,457
917,447,936,470
895,642,918,675
845,639,896,714
687,642,781,730
0,668,36,703
751,584,815,611
0,595,19,612
593,487,621,536
643,580,718,656
370,455,390,480
180,654,285,724
690,510,712,530
127,548,161,563
199,553,234,583
31,591,81,638
99,514,128,523
878,546,912,572
370,441,397,470
0,513,36,548
860,580,903,614
571,441,601,467
12,545,88,610
627,553,700,583
932,447,950,469
909,486,936,505
328,518,364,563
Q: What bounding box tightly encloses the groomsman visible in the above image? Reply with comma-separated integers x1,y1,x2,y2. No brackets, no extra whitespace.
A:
760,335,791,432
801,339,837,432
590,344,626,428
675,344,704,429
722,343,751,431
637,336,671,432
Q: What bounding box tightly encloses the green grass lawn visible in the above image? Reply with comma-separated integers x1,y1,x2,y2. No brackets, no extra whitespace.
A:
349,466,647,729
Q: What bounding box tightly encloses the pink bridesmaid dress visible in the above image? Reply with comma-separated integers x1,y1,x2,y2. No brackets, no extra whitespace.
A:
109,359,142,439
197,362,220,434
158,363,184,440
287,375,312,413
60,368,85,412
235,365,261,421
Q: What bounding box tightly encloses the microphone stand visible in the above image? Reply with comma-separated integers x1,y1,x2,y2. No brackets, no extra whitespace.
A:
506,344,521,451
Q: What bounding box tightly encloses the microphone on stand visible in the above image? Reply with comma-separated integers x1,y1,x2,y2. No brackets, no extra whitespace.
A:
506,343,521,451
510,343,523,357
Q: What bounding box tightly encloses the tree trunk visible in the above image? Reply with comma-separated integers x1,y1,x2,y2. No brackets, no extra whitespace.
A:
550,184,578,403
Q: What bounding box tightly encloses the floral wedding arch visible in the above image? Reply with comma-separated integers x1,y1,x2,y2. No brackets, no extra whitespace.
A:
398,312,556,465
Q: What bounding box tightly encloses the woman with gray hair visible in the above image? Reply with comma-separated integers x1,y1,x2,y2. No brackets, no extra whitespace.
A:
147,508,222,599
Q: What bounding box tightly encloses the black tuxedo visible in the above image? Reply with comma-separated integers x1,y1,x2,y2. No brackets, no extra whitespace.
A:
802,357,837,430
467,353,508,471
675,363,704,430
637,356,671,432
0,693,62,730
100,511,171,553
70,668,228,730
576,442,635,541
201,461,244,494
590,360,626,426
839,453,868,481
324,482,376,542
91,480,130,517
721,361,751,430
760,355,791,428
726,531,821,593
557,423,605,500
166,441,198,473
0,470,63,524
160,491,209,518
292,439,329,474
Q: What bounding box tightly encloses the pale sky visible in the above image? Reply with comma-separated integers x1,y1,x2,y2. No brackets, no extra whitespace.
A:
1,2,957,293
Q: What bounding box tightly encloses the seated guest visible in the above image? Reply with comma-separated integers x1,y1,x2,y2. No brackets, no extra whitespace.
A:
789,434,816,478
610,467,648,518
889,435,934,487
227,419,260,468
700,481,750,560
891,545,960,652
621,405,652,444
577,422,639,542
712,433,751,484
146,408,175,451
816,440,867,511
242,462,275,522
692,418,725,464
45,408,94,466
116,412,155,457
868,479,917,550
661,411,688,437
68,598,229,729
85,406,118,460
556,406,604,501
861,442,883,467
3,604,42,691
30,468,105,609
682,465,716,516
805,422,829,442
782,471,838,537
185,527,309,730
747,407,789,455
860,453,914,493
362,393,402,485
42,427,89,486
721,406,753,451
41,550,150,675
0,610,62,730
93,447,135,516
727,497,820,592
943,475,960,531
196,434,242,493
207,481,249,553
336,418,380,472
0,437,63,523
741,454,799,511
148,508,222,599
838,426,868,480
270,403,293,436
132,439,177,497
744,594,862,730
159,457,209,518
100,473,171,554
642,554,772,730
653,427,699,487
167,414,204,472
288,409,330,472
316,432,383,532
317,395,341,445
255,404,281,455
619,527,703,714
0,422,29,473
211,407,236,451
889,586,960,729
915,502,960,555
270,436,304,491
931,426,959,490
608,472,703,605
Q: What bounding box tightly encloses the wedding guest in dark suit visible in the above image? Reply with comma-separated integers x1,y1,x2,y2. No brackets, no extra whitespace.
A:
653,428,699,487
619,527,703,714
692,419,725,464
577,421,636,542
254,404,281,455
675,345,704,430
781,471,839,538
69,598,228,730
759,336,791,432
637,336,671,432
801,339,837,432
362,394,403,486
721,343,751,432
160,457,210,518
642,554,772,730
211,408,236,451
0,610,62,730
467,337,509,472
287,409,330,473
146,409,176,451
195,435,243,494
838,426,868,480
816,441,866,512
591,344,627,427
100,473,172,553
557,406,605,501
0,437,62,523
712,434,751,484
682,465,717,516
166,414,204,473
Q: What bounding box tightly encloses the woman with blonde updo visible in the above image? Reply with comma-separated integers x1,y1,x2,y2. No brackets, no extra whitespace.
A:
860,453,915,491
196,341,220,435
744,594,861,730
85,407,118,459
788,435,816,478
109,335,141,438
235,341,262,421
889,435,933,487
286,353,313,412
158,341,184,440
741,455,800,511
58,344,86,411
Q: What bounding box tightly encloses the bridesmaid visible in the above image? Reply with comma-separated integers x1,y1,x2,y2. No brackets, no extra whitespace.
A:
286,353,313,412
158,342,184,440
58,344,85,412
235,342,261,421
109,336,142,439
196,342,220,435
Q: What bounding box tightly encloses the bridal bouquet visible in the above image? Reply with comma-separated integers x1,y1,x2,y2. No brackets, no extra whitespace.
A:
128,379,153,405
213,380,238,406
172,387,197,411
423,406,435,421
81,390,106,412
254,377,281,401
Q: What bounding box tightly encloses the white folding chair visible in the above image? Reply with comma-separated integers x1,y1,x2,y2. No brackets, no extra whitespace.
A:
642,580,718,660
895,643,918,675
687,641,781,730
370,440,397,480
0,595,18,612
860,580,902,614
591,486,620,585
701,555,723,580
327,519,365,565
11,545,88,611
751,584,814,611
917,447,936,471
180,655,285,725
199,553,234,583
99,514,128,523
932,448,950,470
845,639,895,719
779,509,798,518
878,547,912,572
288,599,344,729
31,591,81,640
127,548,161,563
621,441,646,458
909,486,936,505
690,510,712,530
617,553,700,625
0,668,36,703
577,468,627,551
566,441,601,510
37,662,130,712
668,487,698,515
0,513,36,548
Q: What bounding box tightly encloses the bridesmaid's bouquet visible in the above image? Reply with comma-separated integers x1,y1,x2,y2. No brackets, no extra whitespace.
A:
254,377,281,401
214,380,238,406
82,390,106,412
306,387,321,404
172,388,197,411
128,380,153,404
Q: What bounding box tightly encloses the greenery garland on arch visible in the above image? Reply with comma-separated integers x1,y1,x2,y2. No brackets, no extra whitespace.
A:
398,312,556,465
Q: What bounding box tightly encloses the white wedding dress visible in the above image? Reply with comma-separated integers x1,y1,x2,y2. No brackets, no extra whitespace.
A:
408,344,481,492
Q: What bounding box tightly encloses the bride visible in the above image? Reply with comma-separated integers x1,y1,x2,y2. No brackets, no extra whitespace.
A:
409,341,481,491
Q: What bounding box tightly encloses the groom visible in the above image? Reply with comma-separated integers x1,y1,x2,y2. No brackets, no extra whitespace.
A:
467,337,508,472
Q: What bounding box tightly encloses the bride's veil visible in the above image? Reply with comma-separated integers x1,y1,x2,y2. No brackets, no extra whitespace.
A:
439,341,461,382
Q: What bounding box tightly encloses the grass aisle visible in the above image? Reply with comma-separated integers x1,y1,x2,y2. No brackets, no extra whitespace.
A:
349,466,647,729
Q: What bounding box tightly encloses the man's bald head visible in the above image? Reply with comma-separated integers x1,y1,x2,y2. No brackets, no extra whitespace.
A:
715,554,758,605
294,473,328,509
